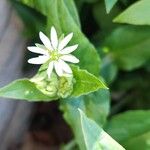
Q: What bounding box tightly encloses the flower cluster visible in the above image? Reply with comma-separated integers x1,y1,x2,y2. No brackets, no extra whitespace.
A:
27,27,79,78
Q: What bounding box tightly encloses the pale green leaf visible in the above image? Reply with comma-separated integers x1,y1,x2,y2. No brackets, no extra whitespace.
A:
0,66,107,101
105,0,118,13
114,0,150,25
71,66,107,97
60,89,110,149
0,79,56,101
79,109,125,150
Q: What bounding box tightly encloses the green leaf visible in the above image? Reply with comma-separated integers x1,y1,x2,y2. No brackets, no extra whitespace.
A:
123,131,150,150
62,0,81,27
51,0,101,76
60,89,110,149
0,79,56,101
100,55,118,84
79,109,125,150
0,66,106,101
71,66,107,97
61,140,77,150
11,0,46,37
20,0,101,76
105,110,150,148
83,90,110,126
114,0,150,25
38,64,107,98
83,0,98,2
93,2,119,32
20,0,80,27
105,0,118,13
104,26,150,70
20,0,51,16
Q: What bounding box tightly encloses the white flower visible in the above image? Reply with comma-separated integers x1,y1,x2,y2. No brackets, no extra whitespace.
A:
27,26,79,78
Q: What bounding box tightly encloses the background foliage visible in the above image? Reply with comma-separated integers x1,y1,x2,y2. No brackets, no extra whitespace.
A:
1,0,150,149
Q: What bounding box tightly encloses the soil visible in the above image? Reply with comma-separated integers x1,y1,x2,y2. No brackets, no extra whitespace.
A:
11,102,73,150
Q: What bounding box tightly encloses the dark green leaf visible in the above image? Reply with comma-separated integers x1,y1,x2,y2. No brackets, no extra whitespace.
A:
52,0,100,76
104,26,150,70
105,110,150,148
20,0,51,16
93,2,119,32
123,131,150,150
20,0,101,76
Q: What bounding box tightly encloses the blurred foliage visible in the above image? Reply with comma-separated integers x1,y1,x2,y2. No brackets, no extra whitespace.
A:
6,0,150,149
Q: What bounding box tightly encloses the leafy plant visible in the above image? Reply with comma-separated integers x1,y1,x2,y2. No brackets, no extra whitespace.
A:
0,0,150,149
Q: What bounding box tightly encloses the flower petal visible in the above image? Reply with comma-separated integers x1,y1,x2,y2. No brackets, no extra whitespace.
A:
60,54,79,63
58,33,73,51
47,61,54,78
59,44,78,54
51,26,58,50
54,61,63,76
35,43,47,50
27,46,49,55
28,56,49,64
59,60,72,74
39,32,53,50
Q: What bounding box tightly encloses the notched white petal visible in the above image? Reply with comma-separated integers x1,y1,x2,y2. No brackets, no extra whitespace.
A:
51,26,58,50
28,56,49,64
58,33,73,51
47,61,54,78
60,54,79,63
59,44,78,54
27,46,48,55
35,43,47,50
54,61,63,76
59,60,72,74
39,32,53,50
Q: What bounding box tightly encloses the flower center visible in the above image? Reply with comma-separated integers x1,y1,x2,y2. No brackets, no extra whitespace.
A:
50,50,60,61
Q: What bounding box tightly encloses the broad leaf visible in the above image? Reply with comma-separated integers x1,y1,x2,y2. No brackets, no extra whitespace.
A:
60,89,110,149
0,79,55,101
104,26,150,70
62,0,81,27
100,56,118,84
0,67,106,101
105,110,150,149
20,0,101,76
50,0,100,76
123,131,150,150
71,66,107,97
20,0,80,27
20,0,51,16
93,2,119,32
105,0,118,13
114,0,150,25
79,109,125,150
